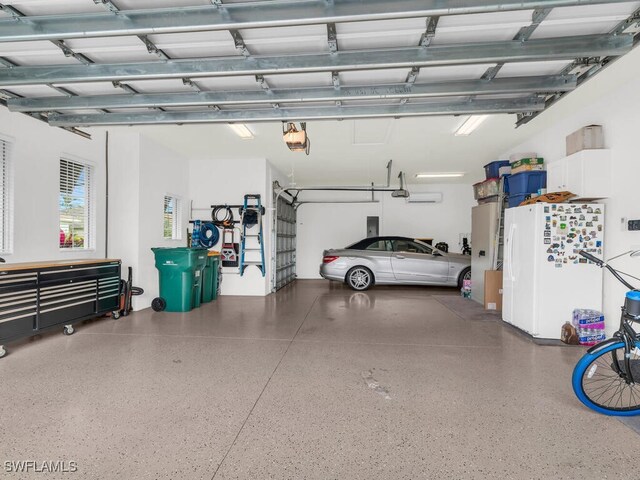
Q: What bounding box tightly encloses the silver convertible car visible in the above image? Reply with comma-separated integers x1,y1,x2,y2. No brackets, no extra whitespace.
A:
320,236,471,291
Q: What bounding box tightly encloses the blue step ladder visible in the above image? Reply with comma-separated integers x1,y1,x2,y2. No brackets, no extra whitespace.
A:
239,194,266,277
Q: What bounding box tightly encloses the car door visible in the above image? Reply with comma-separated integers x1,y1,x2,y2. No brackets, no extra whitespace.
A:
390,239,449,284
359,239,394,282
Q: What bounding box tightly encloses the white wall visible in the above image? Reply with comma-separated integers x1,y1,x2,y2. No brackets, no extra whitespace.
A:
189,157,270,296
107,131,189,310
0,106,106,263
296,184,474,279
501,70,640,337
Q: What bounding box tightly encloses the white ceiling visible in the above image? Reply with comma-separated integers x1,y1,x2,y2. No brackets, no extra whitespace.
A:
109,42,640,187
1,0,639,186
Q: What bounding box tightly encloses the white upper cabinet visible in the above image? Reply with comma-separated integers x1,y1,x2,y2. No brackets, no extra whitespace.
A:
546,149,611,200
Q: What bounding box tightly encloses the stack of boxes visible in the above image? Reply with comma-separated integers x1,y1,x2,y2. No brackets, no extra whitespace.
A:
472,160,510,204
475,154,548,208
505,153,547,208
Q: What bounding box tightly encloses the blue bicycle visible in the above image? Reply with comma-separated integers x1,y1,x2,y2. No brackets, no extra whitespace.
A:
572,250,640,415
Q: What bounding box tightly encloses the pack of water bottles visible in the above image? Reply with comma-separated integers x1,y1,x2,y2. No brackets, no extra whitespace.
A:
572,309,606,346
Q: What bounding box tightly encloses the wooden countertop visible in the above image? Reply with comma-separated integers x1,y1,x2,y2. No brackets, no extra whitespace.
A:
0,258,121,272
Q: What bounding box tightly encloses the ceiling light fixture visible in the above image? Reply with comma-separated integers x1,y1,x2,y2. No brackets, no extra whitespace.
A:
283,122,310,155
415,172,465,179
454,115,489,136
227,123,254,139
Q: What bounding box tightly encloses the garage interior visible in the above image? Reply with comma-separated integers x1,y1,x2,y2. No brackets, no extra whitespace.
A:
1,0,640,478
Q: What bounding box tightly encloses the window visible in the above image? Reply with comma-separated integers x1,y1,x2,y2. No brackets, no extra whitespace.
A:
59,158,93,250
365,240,391,251
163,195,182,240
0,137,12,253
392,240,431,254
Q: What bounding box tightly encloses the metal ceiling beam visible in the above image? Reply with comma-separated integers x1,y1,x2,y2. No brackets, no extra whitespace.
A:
0,0,637,43
0,34,630,87
47,97,545,127
7,75,576,112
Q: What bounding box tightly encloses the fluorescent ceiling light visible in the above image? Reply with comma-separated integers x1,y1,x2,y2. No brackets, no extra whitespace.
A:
454,115,488,136
415,172,465,179
227,123,254,139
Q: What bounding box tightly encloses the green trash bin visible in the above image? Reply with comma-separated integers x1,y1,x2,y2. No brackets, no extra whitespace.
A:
201,253,220,303
151,247,208,312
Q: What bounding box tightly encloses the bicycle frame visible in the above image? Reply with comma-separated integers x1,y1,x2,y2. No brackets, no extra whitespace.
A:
582,251,640,384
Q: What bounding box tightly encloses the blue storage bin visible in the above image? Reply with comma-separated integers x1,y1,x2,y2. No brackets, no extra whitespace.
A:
508,193,531,208
484,160,510,179
507,171,546,195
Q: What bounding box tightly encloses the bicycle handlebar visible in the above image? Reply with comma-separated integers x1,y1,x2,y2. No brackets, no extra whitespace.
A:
579,250,637,291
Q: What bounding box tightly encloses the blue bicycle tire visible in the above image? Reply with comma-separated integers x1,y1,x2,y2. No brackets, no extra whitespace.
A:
572,340,640,416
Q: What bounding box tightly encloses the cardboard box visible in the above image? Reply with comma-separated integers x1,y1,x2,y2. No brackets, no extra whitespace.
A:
484,270,503,311
511,164,545,175
510,157,544,170
509,152,537,163
566,125,604,156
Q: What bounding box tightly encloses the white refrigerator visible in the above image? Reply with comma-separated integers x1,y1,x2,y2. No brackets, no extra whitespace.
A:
503,203,604,339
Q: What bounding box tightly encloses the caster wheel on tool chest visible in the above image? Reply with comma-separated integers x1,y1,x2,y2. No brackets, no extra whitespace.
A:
63,325,75,336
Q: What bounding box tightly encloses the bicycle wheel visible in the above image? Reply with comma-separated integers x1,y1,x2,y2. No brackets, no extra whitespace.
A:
572,340,640,416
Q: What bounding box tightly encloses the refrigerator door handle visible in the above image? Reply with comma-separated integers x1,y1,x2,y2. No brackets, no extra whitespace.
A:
507,224,517,281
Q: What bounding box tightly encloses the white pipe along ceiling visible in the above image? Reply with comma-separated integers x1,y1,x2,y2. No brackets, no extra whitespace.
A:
0,0,639,135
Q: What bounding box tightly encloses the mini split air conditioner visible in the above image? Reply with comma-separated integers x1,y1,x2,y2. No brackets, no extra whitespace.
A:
406,192,443,203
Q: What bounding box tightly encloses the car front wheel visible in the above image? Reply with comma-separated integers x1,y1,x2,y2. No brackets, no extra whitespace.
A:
346,266,374,291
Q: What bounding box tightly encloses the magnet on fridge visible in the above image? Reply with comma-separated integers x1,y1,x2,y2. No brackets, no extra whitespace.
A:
587,207,594,213
586,222,593,227
545,224,551,230
596,240,602,247
598,225,603,232
563,258,568,263
579,215,586,221
552,220,557,227
544,230,551,237
545,239,551,245
560,216,567,221
595,208,602,214
558,206,565,212
548,255,555,262
556,263,563,268
592,216,599,221
567,239,573,244
552,205,557,211
579,258,588,264
544,207,550,213
570,216,577,220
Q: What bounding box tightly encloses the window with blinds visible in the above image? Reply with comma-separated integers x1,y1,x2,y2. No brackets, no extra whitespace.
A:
59,159,93,250
0,138,12,254
163,195,182,240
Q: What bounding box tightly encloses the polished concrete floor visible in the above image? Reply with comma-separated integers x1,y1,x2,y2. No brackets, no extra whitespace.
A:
1,280,639,479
